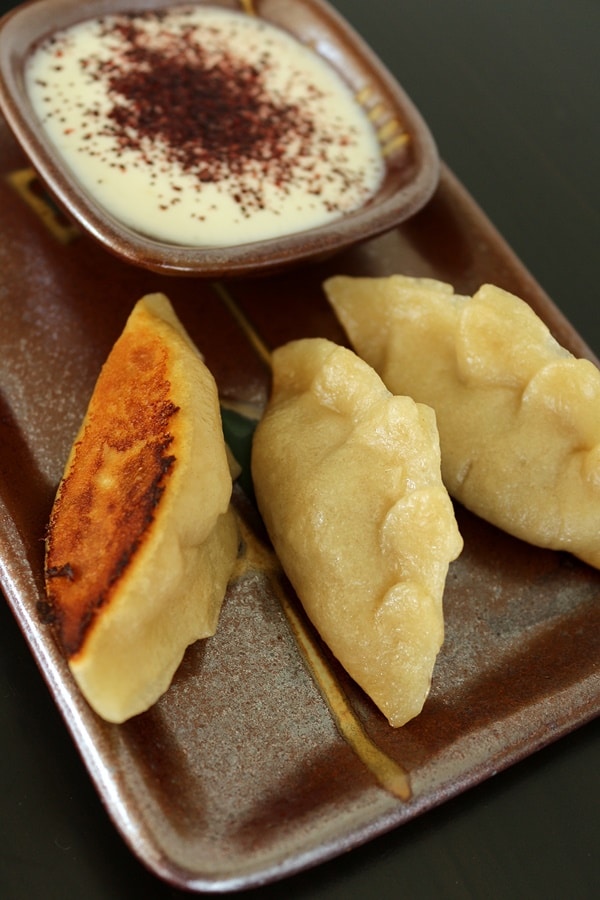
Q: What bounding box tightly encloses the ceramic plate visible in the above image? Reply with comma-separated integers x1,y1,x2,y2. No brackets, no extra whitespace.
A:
0,0,439,276
0,113,598,892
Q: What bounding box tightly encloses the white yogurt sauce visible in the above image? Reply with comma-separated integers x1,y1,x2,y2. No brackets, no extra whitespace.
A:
26,5,385,246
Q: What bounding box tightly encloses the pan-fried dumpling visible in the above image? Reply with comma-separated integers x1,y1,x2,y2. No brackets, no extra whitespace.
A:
45,293,239,722
325,274,600,568
251,338,462,727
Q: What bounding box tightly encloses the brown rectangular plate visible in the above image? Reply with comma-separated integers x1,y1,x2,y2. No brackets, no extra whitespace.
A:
0,114,598,892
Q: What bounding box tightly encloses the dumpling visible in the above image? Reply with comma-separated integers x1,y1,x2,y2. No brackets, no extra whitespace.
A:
251,338,463,727
325,274,600,568
45,293,239,722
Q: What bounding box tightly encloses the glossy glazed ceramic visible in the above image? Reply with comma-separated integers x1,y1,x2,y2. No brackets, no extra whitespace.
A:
0,102,598,889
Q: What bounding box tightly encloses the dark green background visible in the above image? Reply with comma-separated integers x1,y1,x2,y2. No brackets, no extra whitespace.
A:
0,1,598,898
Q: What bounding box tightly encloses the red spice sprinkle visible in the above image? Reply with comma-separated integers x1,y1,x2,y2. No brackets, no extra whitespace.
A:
77,14,351,214
28,8,384,238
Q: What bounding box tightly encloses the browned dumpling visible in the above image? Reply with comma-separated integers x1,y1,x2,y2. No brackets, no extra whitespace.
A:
325,274,600,568
45,293,238,722
251,337,462,727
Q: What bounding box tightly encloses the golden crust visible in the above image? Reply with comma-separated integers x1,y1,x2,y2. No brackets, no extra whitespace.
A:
46,317,180,656
45,293,238,722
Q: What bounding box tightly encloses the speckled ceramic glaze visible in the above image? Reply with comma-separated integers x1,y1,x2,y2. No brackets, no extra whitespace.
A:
0,95,598,890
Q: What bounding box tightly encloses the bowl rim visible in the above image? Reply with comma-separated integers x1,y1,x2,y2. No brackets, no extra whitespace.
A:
0,0,440,276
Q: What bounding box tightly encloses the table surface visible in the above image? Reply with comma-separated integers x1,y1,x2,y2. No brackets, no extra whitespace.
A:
0,1,598,898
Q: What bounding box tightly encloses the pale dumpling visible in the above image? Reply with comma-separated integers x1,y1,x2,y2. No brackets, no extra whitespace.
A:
251,338,463,727
325,274,600,568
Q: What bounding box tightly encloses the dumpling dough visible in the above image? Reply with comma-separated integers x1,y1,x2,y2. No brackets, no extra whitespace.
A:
325,274,600,568
45,293,239,722
251,338,462,727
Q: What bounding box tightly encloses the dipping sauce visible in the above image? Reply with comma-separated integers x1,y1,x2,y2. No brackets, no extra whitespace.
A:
25,5,385,246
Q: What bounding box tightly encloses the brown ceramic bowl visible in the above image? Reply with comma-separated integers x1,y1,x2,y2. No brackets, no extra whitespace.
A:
0,0,439,277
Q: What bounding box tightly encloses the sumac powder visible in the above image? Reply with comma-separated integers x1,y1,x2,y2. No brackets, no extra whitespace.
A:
26,6,384,245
